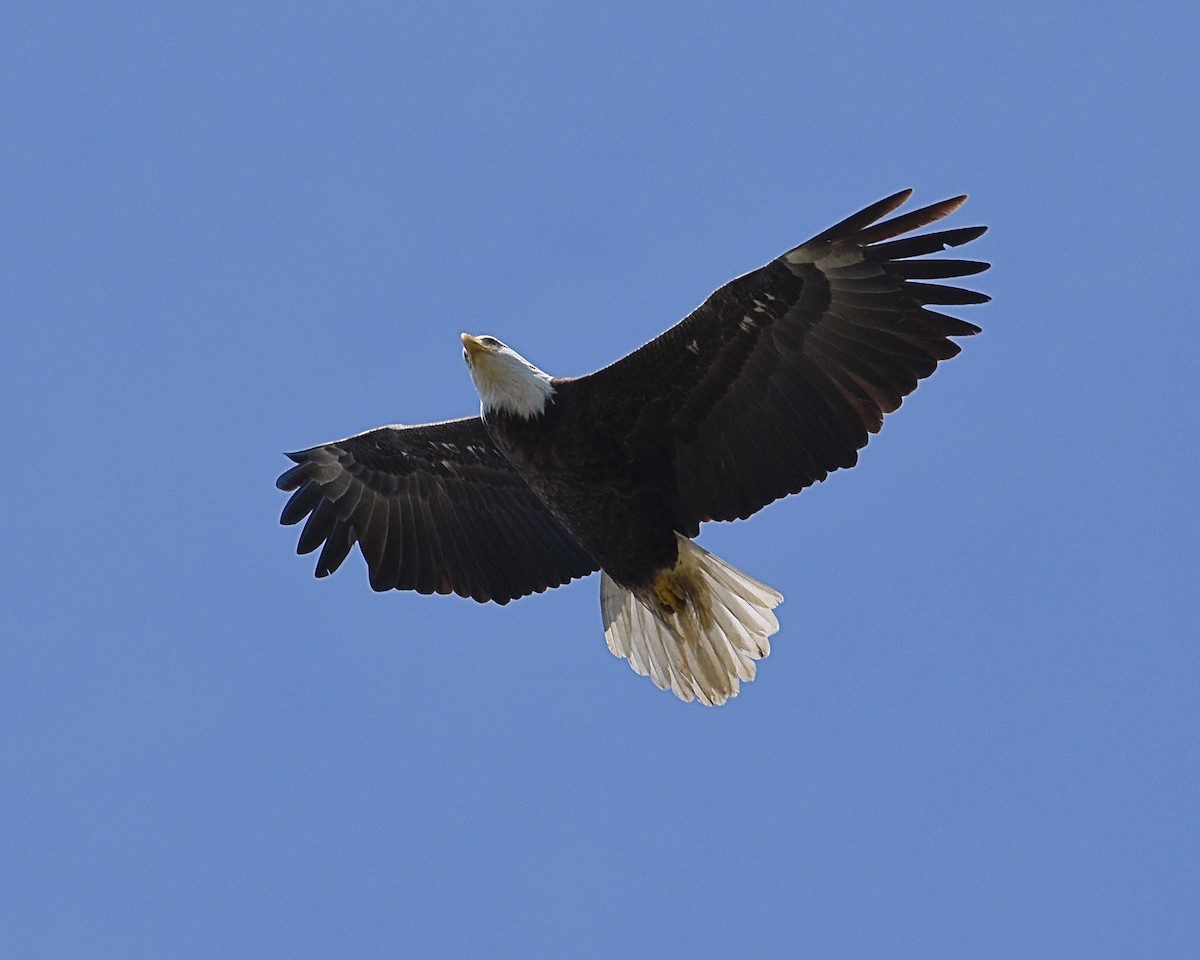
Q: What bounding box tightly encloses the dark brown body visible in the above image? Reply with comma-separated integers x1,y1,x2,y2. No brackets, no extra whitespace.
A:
485,383,683,588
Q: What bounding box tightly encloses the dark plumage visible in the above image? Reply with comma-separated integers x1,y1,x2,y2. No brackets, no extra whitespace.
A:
277,417,597,603
277,189,989,703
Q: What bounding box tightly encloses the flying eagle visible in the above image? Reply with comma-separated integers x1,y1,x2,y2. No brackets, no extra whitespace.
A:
277,190,989,705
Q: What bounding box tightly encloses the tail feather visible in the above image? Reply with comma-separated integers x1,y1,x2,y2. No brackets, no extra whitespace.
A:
600,536,784,705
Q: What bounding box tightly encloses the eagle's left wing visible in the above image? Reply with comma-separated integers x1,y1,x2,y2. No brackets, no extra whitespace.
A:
277,416,599,603
575,190,989,533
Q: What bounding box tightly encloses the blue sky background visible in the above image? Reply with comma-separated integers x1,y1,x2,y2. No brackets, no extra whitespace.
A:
3,1,1197,957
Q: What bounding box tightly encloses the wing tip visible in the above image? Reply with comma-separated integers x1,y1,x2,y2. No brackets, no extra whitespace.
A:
802,189,981,251
276,451,311,490
276,462,307,491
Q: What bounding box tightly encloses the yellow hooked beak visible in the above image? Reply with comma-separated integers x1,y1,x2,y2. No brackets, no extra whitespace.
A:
461,332,488,364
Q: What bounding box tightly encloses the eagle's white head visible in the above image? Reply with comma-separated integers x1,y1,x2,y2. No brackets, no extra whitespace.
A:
461,333,556,419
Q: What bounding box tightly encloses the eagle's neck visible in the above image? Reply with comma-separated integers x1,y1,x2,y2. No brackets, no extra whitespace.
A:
471,347,556,419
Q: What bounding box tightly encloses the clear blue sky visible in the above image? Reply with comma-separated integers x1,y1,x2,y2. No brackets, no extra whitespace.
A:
3,1,1196,957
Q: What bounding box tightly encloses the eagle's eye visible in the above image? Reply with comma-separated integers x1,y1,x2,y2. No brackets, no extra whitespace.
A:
462,348,470,364
480,336,499,347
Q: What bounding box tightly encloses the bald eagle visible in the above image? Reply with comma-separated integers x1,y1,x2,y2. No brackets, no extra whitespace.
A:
277,190,989,705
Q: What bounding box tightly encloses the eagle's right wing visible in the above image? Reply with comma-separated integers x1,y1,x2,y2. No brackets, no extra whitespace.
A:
277,416,599,603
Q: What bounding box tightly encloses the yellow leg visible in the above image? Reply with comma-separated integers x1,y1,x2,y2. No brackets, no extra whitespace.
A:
653,571,689,614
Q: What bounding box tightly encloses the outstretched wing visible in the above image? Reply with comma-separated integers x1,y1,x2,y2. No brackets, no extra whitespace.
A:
577,189,989,531
276,416,599,603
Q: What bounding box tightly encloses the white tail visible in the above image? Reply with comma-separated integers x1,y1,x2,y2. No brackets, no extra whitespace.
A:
600,535,783,705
